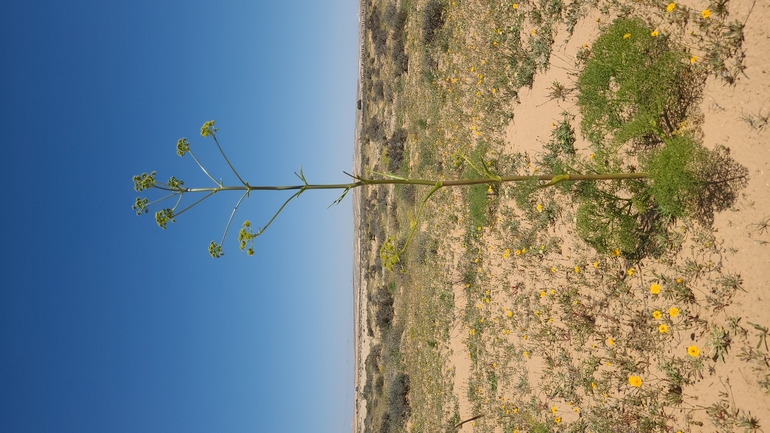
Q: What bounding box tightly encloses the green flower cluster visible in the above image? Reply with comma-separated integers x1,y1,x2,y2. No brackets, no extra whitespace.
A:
132,171,156,191
200,120,217,137
155,208,174,229
176,138,190,157
238,221,256,256
208,241,224,258
132,197,149,215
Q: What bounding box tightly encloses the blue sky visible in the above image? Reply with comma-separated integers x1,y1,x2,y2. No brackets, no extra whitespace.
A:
1,1,357,431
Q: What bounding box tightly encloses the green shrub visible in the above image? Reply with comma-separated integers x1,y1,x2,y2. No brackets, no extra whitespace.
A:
577,18,692,146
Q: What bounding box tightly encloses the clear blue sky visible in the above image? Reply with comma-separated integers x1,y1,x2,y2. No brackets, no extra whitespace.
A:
0,1,357,431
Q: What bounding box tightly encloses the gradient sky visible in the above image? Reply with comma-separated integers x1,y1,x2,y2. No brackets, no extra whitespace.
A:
1,1,357,431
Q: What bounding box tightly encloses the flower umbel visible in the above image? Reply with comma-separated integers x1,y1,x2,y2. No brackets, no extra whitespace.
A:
200,120,218,137
176,138,190,157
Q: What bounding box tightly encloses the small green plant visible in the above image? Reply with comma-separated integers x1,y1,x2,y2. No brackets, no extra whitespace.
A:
739,108,769,131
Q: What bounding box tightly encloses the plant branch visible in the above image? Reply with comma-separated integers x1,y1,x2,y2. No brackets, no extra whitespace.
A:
211,134,248,186
220,190,251,246
187,149,221,187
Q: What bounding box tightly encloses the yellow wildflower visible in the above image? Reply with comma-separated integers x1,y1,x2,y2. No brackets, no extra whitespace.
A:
540,291,546,298
612,249,621,257
469,329,476,335
607,337,615,346
591,382,597,389
687,345,700,357
507,310,513,317
651,30,659,37
650,283,661,295
537,204,543,212
666,2,676,13
512,3,518,9
627,268,634,276
550,289,555,295
658,324,669,333
593,261,599,268
523,351,529,357
554,417,561,423
623,33,631,39
702,9,711,18
652,310,662,319
669,307,680,318
551,406,557,414
690,55,698,64
628,375,642,387
676,278,683,284
574,266,580,273
550,267,556,273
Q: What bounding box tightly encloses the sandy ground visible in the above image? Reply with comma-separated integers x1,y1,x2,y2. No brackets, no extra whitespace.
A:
445,0,770,430
353,0,770,431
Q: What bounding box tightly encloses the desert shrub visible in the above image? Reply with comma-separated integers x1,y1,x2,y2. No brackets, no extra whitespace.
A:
362,115,385,142
387,128,408,172
391,10,409,76
373,80,384,100
383,2,397,28
374,285,395,330
577,18,696,147
387,372,411,423
421,0,445,45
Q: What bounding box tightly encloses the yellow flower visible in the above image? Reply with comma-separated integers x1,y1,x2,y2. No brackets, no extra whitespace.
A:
469,329,476,335
540,291,546,298
607,337,615,346
515,249,522,256
551,406,557,414
591,382,597,389
650,283,661,294
550,289,555,295
628,375,643,387
574,266,580,273
523,351,529,357
612,249,621,257
627,268,634,276
652,310,662,319
669,307,680,318
507,310,513,317
702,9,711,18
676,278,683,284
554,416,561,423
589,153,595,159
690,55,698,64
651,30,659,37
687,345,700,357
623,33,631,39
666,2,676,12
658,324,669,333
531,29,537,35
593,261,599,268
550,267,556,273
512,3,518,9
574,407,580,413
537,204,543,212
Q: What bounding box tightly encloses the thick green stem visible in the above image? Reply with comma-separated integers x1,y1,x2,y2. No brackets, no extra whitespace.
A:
178,172,649,194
